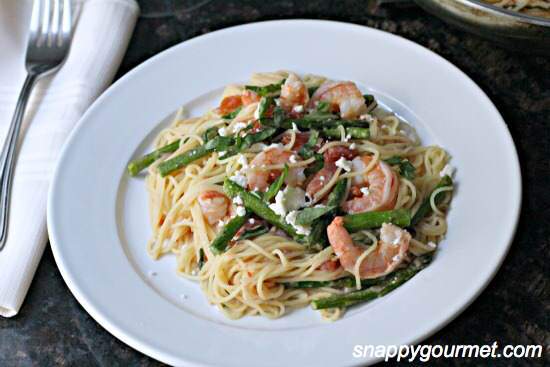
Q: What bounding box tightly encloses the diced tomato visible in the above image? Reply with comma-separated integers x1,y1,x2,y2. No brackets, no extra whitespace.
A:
219,95,243,116
323,146,357,163
319,259,341,272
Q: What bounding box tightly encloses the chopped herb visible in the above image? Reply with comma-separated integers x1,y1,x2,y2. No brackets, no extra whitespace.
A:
237,225,270,240
363,94,377,112
295,205,336,226
245,79,285,97
264,164,288,202
222,106,242,119
384,156,416,180
298,129,319,159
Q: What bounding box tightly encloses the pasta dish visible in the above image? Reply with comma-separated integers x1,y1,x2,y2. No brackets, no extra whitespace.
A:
127,71,455,320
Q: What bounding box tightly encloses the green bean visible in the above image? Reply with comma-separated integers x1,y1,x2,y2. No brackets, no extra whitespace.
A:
127,140,180,176
343,209,411,232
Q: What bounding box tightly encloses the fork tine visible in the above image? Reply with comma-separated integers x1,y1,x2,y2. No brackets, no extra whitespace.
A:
29,0,42,45
40,0,51,46
50,0,60,46
61,0,72,41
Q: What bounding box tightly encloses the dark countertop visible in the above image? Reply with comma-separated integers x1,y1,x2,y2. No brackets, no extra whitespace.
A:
1,1,548,366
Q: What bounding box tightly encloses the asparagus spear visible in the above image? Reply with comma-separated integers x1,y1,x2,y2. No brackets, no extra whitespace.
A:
410,175,453,227
158,136,233,177
210,213,249,254
284,276,384,289
304,179,348,249
237,225,269,241
127,140,180,176
223,179,303,241
321,127,370,140
245,80,285,97
343,209,411,232
311,255,432,310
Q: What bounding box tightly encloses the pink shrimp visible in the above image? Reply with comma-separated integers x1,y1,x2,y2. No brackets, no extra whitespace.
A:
197,191,230,225
247,147,305,191
327,217,410,279
342,155,399,214
309,81,366,119
279,72,309,112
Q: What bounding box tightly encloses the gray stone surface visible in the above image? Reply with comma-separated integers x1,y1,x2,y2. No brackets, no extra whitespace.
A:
0,1,548,366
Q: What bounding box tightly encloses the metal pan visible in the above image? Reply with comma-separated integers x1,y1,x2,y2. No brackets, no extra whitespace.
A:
414,0,550,54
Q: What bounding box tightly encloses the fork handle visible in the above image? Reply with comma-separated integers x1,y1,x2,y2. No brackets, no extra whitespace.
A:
0,73,38,251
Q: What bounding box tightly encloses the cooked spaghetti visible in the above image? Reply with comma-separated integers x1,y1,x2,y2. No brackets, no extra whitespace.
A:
127,71,455,320
483,0,550,18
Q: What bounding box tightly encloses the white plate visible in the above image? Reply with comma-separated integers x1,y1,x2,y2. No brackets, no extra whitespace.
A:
47,20,521,366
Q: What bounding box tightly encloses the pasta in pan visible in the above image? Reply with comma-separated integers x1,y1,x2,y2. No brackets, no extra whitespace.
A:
127,71,455,320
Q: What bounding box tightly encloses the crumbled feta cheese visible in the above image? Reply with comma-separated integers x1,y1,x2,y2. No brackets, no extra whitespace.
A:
440,164,455,178
232,196,243,205
237,154,248,168
345,134,351,141
235,206,246,217
283,186,306,211
274,98,281,106
427,241,437,249
269,191,287,216
248,218,255,224
360,187,370,196
229,172,247,187
218,127,229,136
289,155,298,163
217,219,225,227
292,105,304,113
319,176,325,181
314,204,326,208
291,122,299,132
349,143,357,150
233,122,248,133
219,151,227,157
285,210,311,235
335,157,352,172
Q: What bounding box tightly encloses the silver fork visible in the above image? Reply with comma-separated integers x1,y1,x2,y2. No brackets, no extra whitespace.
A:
0,0,72,251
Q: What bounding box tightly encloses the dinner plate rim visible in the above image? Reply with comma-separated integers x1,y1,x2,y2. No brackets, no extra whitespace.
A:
47,19,522,366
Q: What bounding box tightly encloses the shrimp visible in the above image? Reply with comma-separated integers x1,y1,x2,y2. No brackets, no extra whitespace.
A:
309,81,366,119
279,72,309,112
241,90,261,105
306,146,357,199
342,155,399,214
198,191,230,225
247,147,305,191
327,217,410,279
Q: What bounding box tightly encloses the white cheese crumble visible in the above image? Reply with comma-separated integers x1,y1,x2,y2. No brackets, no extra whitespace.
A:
229,172,247,187
335,157,352,172
218,151,227,157
235,206,246,217
360,187,370,196
345,134,351,141
427,241,437,249
285,210,311,235
440,164,455,178
248,218,255,224
218,126,229,136
232,196,243,205
274,98,281,106
319,175,325,181
237,154,248,168
291,122,299,132
292,105,304,113
269,191,287,217
289,154,298,163
349,143,357,150
217,219,225,227
233,122,248,134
